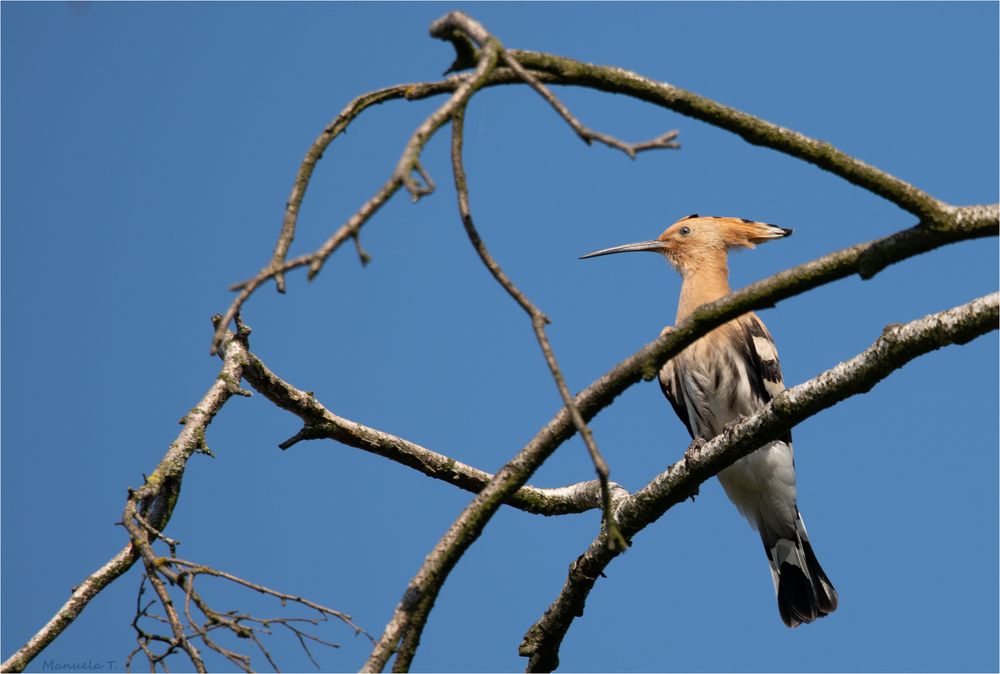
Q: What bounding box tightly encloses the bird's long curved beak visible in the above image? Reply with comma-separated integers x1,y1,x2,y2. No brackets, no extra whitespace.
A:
579,240,668,259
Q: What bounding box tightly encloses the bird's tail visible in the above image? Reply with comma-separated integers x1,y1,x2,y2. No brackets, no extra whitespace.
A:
763,512,838,628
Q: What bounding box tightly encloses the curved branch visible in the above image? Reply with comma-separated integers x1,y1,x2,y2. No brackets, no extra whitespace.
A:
1,318,252,674
408,19,951,225
269,85,419,293
449,104,626,556
240,345,627,517
1,546,138,674
520,292,999,672
505,48,953,225
499,49,679,158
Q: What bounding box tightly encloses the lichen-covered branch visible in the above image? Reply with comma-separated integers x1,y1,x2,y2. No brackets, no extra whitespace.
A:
241,342,627,517
503,44,952,225
1,318,251,674
519,292,999,672
1,546,139,674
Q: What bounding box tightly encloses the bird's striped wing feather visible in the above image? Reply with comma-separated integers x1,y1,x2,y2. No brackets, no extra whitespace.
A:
739,314,791,444
658,358,695,439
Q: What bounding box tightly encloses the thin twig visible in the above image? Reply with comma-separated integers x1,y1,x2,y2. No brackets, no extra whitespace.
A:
168,558,370,638
269,86,419,292
520,292,999,672
352,232,372,267
211,38,504,355
500,51,679,158
127,551,371,673
450,103,627,552
502,45,952,225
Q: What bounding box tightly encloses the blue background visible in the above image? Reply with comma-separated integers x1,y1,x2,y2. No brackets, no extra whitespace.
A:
3,3,997,672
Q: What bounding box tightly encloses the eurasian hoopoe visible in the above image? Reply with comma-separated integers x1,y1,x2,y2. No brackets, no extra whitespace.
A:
581,214,837,628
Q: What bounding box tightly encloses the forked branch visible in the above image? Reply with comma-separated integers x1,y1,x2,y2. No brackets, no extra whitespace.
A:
238,338,628,516
2,317,252,674
126,556,371,673
211,32,505,355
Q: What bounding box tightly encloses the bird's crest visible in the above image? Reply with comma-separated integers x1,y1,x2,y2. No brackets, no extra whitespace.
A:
660,215,792,251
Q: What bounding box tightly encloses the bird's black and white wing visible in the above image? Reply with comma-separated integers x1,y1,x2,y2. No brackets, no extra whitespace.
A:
658,357,694,439
734,313,837,626
738,314,792,444
739,314,785,402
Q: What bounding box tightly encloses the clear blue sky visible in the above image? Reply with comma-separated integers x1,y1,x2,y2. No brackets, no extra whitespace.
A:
3,3,997,672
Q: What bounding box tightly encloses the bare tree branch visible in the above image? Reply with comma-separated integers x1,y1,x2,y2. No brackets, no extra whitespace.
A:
499,50,679,158
168,558,371,637
125,555,372,673
268,85,419,293
501,45,952,225
211,32,505,355
1,317,251,674
405,27,952,226
519,291,999,672
449,103,627,554
1,545,139,674
241,341,627,517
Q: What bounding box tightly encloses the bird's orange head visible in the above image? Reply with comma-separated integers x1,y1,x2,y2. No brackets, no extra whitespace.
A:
580,214,792,276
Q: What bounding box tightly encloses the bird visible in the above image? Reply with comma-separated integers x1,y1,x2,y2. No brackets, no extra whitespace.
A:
581,213,837,628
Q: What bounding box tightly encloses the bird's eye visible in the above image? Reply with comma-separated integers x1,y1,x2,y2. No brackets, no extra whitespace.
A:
679,226,692,236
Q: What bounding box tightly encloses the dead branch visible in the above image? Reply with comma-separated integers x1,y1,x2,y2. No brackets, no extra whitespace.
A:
126,555,371,673
1,317,252,674
499,50,679,158
211,28,505,355
448,103,626,546
240,339,628,517
268,85,420,293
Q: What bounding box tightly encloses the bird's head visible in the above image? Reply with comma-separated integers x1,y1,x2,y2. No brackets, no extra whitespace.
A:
580,214,792,276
